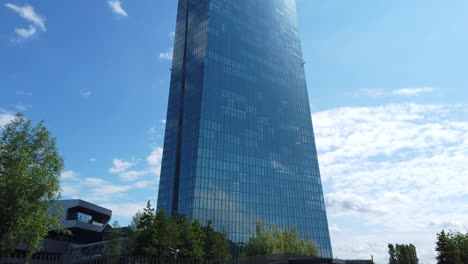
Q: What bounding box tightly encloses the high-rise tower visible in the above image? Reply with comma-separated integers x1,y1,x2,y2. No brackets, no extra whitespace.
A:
157,0,332,257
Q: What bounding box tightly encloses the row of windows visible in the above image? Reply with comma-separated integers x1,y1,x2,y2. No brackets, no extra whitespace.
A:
159,0,332,257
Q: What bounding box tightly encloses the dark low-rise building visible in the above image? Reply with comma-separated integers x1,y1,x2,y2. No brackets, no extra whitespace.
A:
15,199,112,255
288,258,373,264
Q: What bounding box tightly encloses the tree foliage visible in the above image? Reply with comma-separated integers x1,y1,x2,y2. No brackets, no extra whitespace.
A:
132,201,230,262
388,244,397,264
436,230,468,264
107,221,122,257
245,221,318,257
387,243,418,264
0,114,64,258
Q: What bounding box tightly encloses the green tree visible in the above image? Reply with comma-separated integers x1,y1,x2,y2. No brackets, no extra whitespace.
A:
203,220,231,263
133,201,231,261
435,230,463,264
452,231,468,264
119,211,142,256
388,243,418,264
154,209,173,257
408,244,419,264
134,201,158,256
246,222,275,256
245,221,318,257
190,219,206,260
388,244,397,264
129,211,142,232
175,215,198,259
436,230,468,264
107,221,122,257
0,114,64,260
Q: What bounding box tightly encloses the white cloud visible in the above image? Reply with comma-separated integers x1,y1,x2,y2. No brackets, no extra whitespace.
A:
107,0,128,17
147,147,163,166
100,202,148,218
169,32,175,38
349,87,435,97
61,170,80,181
326,193,384,214
109,159,134,173
161,120,166,124
89,158,96,162
428,220,461,229
61,184,79,196
84,177,108,186
61,175,140,202
160,48,173,60
4,3,46,31
147,147,163,177
392,87,434,96
16,91,32,96
357,88,385,97
133,180,154,189
329,224,343,233
107,149,163,182
0,110,15,127
58,148,162,222
147,127,156,135
99,184,132,194
120,170,147,181
12,104,31,112
15,25,36,39
81,91,92,97
313,103,468,264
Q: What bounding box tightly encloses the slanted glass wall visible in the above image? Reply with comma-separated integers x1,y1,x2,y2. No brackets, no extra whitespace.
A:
157,0,333,258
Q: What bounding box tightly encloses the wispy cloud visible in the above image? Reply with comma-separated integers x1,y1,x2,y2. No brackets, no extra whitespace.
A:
11,103,31,112
313,103,468,263
61,174,155,204
147,127,157,135
15,25,36,39
120,170,147,182
326,193,384,214
329,224,343,233
4,3,45,41
4,3,46,31
109,158,147,182
109,159,134,173
108,148,162,182
350,87,434,97
100,202,147,218
16,91,32,96
355,88,385,97
81,91,92,97
107,0,128,17
147,147,163,177
392,87,434,96
160,48,173,60
61,170,80,181
0,109,15,127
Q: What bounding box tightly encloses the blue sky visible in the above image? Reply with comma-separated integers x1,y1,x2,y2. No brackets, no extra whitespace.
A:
1,1,468,263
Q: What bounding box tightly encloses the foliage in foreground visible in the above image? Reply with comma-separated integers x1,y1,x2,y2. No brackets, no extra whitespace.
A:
387,243,418,264
0,114,64,259
120,201,231,263
435,230,468,264
244,221,318,257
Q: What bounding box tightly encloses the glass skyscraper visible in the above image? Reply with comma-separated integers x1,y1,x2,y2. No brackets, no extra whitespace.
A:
157,0,332,258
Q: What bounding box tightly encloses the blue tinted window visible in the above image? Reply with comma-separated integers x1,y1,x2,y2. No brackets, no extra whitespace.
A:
157,0,333,258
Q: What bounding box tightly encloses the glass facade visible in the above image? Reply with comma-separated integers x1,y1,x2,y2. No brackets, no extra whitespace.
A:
157,0,332,258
